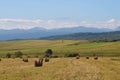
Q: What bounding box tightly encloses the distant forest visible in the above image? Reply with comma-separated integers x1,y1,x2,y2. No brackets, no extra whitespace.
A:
40,31,120,42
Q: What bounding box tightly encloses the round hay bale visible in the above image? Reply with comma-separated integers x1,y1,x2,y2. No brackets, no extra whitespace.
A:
23,58,28,62
76,56,80,59
45,57,49,62
94,56,98,60
86,56,89,59
34,58,43,67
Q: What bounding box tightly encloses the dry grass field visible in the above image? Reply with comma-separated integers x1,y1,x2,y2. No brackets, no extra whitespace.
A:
0,57,120,80
0,40,120,80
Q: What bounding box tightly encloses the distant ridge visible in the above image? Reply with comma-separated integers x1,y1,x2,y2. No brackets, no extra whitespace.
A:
0,26,116,41
40,31,120,41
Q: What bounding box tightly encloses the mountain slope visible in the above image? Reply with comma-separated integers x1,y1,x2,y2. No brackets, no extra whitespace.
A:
0,26,112,41
40,31,120,41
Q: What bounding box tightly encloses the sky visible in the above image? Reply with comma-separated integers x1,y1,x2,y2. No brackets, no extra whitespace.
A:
0,0,120,30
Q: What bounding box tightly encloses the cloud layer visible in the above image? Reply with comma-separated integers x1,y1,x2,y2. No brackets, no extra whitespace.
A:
0,18,119,30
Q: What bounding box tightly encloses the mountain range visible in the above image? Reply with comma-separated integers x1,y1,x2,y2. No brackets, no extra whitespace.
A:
0,26,119,41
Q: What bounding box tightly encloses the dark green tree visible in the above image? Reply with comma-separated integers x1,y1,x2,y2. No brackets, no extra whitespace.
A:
45,49,53,57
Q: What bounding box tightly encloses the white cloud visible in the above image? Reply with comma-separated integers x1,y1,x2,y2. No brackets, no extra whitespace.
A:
0,19,44,24
79,19,120,30
107,19,116,23
0,18,120,30
47,20,56,24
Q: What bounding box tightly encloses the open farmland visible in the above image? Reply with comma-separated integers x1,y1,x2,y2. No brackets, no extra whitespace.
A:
0,40,120,57
0,57,120,80
0,40,120,80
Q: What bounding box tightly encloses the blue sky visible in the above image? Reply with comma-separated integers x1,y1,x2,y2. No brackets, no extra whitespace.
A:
0,0,120,30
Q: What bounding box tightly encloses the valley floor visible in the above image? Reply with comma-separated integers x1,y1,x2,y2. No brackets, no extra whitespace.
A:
0,57,120,80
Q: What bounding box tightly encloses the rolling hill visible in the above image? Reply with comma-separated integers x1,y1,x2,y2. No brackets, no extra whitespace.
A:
0,40,120,57
40,31,120,41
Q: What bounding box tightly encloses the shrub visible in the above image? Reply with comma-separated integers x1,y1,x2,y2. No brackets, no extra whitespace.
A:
35,55,38,58
6,53,11,58
15,51,23,58
65,53,79,57
52,55,59,58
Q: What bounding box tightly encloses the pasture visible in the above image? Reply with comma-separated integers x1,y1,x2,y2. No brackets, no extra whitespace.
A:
0,40,120,57
0,57,120,80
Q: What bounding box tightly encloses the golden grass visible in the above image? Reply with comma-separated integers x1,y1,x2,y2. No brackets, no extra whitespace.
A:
0,57,119,80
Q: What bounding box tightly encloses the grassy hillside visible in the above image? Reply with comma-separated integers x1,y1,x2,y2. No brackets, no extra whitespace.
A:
0,40,120,57
0,57,120,80
41,31,120,41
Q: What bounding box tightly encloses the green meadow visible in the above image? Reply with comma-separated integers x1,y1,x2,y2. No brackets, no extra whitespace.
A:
0,40,120,57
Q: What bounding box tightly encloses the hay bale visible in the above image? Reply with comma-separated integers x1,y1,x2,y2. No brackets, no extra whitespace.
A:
45,57,49,62
23,58,28,62
34,60,38,67
34,58,43,67
86,56,89,59
76,56,80,59
94,56,98,60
